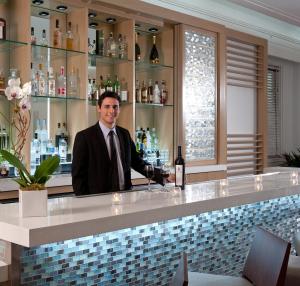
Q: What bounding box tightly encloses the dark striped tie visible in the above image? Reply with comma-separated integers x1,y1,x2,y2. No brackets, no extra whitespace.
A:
108,130,120,191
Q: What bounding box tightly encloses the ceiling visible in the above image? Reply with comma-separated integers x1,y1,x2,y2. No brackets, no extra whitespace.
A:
227,0,300,27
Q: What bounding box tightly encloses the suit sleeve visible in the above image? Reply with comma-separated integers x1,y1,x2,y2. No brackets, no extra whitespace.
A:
72,132,89,196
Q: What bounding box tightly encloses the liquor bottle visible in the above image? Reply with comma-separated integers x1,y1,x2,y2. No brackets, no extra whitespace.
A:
135,80,141,103
31,27,36,44
48,67,56,97
106,32,116,57
66,22,74,50
88,79,92,100
0,69,5,90
74,24,80,51
96,30,104,56
161,80,168,104
59,138,67,162
114,75,121,96
37,63,46,96
175,146,185,190
88,38,93,54
35,119,41,140
57,66,66,96
31,133,41,165
118,34,127,59
40,119,48,155
105,75,113,91
146,127,152,152
53,19,62,48
40,29,48,46
150,35,159,64
135,32,141,62
148,79,153,103
55,122,62,147
0,18,6,40
141,80,148,103
92,79,99,100
62,122,69,147
99,75,106,96
151,128,158,152
153,81,160,104
120,78,128,102
68,66,78,97
141,129,147,151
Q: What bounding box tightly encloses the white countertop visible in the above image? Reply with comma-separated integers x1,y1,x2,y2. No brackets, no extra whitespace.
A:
0,171,299,247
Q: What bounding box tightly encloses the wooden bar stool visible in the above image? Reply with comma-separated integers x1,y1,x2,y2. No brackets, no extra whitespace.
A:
284,231,300,286
171,227,291,286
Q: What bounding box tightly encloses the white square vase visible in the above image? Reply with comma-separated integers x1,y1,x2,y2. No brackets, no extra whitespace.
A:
19,189,48,217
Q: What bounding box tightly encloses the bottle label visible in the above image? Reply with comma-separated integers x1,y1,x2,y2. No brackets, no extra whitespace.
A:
175,165,183,186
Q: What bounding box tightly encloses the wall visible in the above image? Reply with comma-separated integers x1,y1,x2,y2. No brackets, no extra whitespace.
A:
145,0,300,154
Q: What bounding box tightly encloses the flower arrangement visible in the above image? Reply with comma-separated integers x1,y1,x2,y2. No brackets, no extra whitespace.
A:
0,77,31,160
0,149,60,190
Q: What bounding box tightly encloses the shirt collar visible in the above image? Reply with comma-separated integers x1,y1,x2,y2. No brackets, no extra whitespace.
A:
99,121,116,138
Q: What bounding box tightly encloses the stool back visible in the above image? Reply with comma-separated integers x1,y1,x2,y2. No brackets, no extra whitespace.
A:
243,227,291,286
170,252,188,286
294,231,300,255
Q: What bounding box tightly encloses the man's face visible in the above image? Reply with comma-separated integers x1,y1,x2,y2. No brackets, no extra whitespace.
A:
97,97,120,128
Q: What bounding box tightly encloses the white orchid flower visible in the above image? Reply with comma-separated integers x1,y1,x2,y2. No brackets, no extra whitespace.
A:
22,82,32,96
5,85,23,100
8,78,21,87
19,96,31,112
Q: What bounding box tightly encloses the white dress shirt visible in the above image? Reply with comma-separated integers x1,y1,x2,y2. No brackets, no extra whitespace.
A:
99,121,125,191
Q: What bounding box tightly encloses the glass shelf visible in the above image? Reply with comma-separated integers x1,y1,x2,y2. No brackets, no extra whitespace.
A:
136,102,173,108
135,61,173,71
31,44,85,60
31,95,85,102
0,39,27,52
88,54,133,66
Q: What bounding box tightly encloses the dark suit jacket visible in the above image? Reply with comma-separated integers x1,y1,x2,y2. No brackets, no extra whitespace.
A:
72,123,148,196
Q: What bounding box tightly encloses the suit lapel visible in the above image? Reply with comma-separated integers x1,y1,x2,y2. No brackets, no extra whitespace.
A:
94,123,110,163
116,127,126,170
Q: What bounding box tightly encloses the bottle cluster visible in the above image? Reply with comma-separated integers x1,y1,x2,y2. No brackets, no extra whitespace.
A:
31,20,80,50
31,120,69,171
88,75,128,102
31,64,79,97
88,32,128,59
135,127,169,166
136,79,168,104
135,33,160,64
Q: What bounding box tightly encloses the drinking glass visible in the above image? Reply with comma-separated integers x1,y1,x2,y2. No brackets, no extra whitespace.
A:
145,164,154,191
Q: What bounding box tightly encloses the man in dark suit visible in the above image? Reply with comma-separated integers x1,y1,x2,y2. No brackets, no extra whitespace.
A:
72,91,153,196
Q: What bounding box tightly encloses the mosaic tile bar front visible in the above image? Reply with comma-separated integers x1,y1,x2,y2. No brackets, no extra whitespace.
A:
20,194,300,285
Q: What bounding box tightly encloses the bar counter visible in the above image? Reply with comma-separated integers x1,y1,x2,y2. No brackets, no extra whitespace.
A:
0,172,300,285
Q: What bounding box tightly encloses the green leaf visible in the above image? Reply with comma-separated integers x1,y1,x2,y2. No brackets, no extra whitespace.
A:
13,178,27,188
0,150,31,181
34,155,60,184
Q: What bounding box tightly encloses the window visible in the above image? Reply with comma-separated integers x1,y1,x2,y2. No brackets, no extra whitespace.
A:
267,66,282,166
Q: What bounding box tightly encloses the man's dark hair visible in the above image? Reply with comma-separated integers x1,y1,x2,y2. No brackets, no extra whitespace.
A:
98,91,121,107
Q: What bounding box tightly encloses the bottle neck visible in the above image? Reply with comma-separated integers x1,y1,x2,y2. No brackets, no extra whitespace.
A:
177,146,182,157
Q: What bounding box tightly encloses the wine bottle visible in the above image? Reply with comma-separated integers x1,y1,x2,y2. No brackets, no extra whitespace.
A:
175,146,185,189
150,35,159,64
135,32,141,62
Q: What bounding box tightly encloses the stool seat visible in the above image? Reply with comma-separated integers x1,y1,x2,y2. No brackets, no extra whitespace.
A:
285,255,300,286
0,261,8,283
189,272,252,286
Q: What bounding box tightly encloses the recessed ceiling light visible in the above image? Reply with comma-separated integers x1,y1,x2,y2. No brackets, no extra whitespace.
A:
148,27,158,33
88,12,97,18
32,0,44,4
106,17,116,23
56,5,67,11
89,22,98,28
39,11,49,16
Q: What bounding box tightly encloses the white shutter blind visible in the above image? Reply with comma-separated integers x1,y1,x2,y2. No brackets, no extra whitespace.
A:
267,66,282,166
